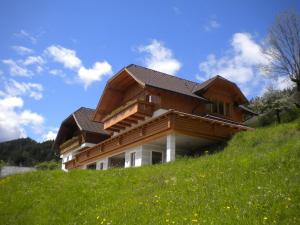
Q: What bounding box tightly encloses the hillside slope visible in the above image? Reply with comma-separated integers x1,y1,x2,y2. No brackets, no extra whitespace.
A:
0,138,57,166
0,120,300,225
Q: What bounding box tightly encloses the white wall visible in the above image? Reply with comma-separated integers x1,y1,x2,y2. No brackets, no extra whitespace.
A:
96,158,108,170
123,144,165,168
142,144,165,165
125,146,143,168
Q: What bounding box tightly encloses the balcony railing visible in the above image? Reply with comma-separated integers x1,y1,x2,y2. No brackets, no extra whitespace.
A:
103,99,155,132
60,135,82,154
65,110,252,170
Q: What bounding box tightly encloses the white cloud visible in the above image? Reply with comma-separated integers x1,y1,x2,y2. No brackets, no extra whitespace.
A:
2,59,32,77
14,30,37,44
49,69,63,76
272,76,294,91
0,96,44,142
198,33,268,87
138,39,181,75
23,56,45,66
12,46,34,55
46,45,112,88
0,96,24,109
46,45,82,70
41,128,58,141
78,61,112,89
203,18,221,32
3,79,43,100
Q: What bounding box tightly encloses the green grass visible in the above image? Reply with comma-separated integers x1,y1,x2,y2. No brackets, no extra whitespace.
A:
1,120,300,225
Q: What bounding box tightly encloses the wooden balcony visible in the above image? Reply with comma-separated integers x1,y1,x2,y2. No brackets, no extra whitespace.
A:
65,110,252,170
103,99,155,132
60,135,82,154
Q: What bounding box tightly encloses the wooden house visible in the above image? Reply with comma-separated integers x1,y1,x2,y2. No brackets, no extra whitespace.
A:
54,64,256,170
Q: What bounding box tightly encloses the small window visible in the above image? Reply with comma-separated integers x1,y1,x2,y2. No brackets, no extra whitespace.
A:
130,152,136,167
225,103,230,116
99,162,104,170
87,163,96,170
219,102,224,115
152,151,163,165
211,102,218,113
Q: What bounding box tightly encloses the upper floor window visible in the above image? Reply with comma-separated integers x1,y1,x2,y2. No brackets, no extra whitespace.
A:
211,100,230,116
146,95,161,104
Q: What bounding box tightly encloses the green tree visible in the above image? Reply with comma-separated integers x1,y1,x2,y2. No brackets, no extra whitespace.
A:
249,87,298,125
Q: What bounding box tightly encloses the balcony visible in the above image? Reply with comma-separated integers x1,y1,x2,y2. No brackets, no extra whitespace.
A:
59,135,82,154
103,99,155,132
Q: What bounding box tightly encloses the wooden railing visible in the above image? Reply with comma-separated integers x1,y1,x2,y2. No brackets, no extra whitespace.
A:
65,110,251,170
60,135,82,154
103,99,155,131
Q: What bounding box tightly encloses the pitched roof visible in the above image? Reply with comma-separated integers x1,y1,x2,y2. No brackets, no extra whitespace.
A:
53,107,110,150
193,75,248,103
125,64,208,101
72,107,109,134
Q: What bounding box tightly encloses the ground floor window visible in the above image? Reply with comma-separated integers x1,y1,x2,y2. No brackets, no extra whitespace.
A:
130,152,136,167
99,162,104,170
152,151,163,164
87,163,96,170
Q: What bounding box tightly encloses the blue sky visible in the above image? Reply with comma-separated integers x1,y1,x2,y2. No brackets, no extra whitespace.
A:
0,0,299,142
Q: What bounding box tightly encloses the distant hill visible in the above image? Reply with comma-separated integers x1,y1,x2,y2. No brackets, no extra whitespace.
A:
0,119,299,224
0,138,59,166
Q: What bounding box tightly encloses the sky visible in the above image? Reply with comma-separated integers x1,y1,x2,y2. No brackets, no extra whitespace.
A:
0,0,299,143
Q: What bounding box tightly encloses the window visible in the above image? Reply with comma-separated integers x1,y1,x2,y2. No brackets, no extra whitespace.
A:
99,162,104,170
225,103,230,116
87,163,96,170
218,102,224,115
130,152,136,167
210,100,230,117
152,151,163,165
212,102,218,114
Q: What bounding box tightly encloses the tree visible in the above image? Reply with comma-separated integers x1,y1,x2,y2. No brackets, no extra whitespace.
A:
248,87,297,125
264,11,300,105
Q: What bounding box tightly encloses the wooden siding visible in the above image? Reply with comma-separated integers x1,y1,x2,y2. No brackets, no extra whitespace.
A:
65,110,251,170
60,135,82,154
201,81,245,122
146,86,206,116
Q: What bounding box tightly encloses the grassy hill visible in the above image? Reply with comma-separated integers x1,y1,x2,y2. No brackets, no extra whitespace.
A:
0,120,300,225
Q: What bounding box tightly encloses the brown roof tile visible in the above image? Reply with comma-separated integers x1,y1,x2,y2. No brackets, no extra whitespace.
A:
125,64,208,101
73,107,110,134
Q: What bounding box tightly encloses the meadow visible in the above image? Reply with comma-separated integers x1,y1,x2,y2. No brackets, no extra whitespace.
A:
0,119,300,225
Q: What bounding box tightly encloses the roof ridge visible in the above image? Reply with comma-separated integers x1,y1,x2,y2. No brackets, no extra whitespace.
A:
127,64,199,85
74,106,95,113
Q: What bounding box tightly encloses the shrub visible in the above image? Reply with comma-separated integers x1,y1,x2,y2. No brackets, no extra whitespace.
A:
35,161,60,170
0,160,5,170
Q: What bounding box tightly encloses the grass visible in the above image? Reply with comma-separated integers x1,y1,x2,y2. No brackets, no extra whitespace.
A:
0,120,300,225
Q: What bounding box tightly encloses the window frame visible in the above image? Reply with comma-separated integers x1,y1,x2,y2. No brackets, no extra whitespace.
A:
210,99,230,117
130,152,136,167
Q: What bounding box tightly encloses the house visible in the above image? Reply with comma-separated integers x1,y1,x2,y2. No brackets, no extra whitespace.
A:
54,64,256,171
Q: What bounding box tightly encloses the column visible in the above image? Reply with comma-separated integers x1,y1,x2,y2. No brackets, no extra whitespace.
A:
166,134,176,162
